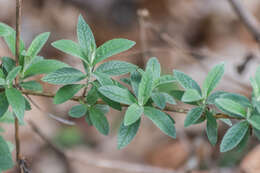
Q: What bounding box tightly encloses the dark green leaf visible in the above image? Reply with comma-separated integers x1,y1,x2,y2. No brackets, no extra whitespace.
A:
1,57,15,74
118,119,140,149
54,84,84,104
0,92,8,118
69,105,87,118
184,106,204,127
20,81,43,92
130,71,142,97
86,86,99,105
89,105,109,135
6,66,21,85
206,111,218,145
138,69,153,105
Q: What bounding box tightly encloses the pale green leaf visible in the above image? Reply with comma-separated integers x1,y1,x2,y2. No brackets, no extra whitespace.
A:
0,136,13,171
146,57,161,80
248,115,260,130
130,71,142,97
181,89,202,102
6,66,21,84
215,98,247,117
138,69,153,105
93,71,113,86
20,81,43,92
151,92,166,110
153,75,176,88
184,106,204,127
206,111,218,145
124,104,143,126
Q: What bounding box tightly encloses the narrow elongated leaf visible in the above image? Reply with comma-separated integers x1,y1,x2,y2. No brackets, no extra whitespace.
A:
151,92,166,110
77,15,96,60
153,75,176,88
52,40,86,62
144,107,176,138
146,57,161,80
118,119,141,149
93,39,135,65
206,111,218,145
6,66,21,84
0,23,11,36
96,60,137,76
138,69,153,105
5,87,25,122
27,32,50,60
24,59,69,78
184,106,204,127
20,81,43,92
42,67,86,85
0,136,13,171
124,104,143,126
220,93,251,108
251,77,260,98
248,115,260,130
69,105,87,118
130,71,142,97
98,85,136,105
220,121,249,152
202,63,224,97
215,98,247,117
174,70,201,94
54,84,84,104
181,89,202,102
89,106,109,135
0,93,8,118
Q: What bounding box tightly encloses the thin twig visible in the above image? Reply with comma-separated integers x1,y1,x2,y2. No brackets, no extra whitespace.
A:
228,0,260,43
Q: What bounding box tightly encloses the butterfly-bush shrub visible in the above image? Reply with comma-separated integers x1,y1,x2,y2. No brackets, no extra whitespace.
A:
0,14,260,171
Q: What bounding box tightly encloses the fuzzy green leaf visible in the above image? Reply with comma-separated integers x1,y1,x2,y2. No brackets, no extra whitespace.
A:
151,92,166,110
54,84,84,104
184,106,204,127
89,105,109,135
206,91,227,104
174,70,201,94
144,106,176,138
24,59,69,78
52,40,86,62
215,98,247,117
118,119,140,149
93,39,135,65
69,105,87,118
162,92,176,105
124,104,143,126
181,89,202,102
42,67,86,85
220,121,249,152
206,111,218,145
0,93,8,118
130,71,142,97
5,87,25,122
96,60,137,76
153,75,176,88
202,63,224,97
26,32,50,61
248,115,260,130
98,85,136,105
138,69,153,105
0,136,13,171
6,66,21,85
146,57,161,80
20,81,43,92
220,93,251,108
93,71,113,86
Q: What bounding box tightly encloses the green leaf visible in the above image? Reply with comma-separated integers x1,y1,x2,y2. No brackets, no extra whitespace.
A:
23,59,69,78
0,92,8,118
215,98,247,117
54,84,84,104
181,89,202,102
1,57,15,73
120,78,131,86
207,91,227,104
98,85,136,105
20,81,43,92
0,136,13,171
93,71,113,86
77,15,96,61
220,93,251,108
202,63,224,97
0,79,5,86
162,92,176,105
93,39,135,65
146,57,161,80
0,23,11,36
5,87,25,122
96,60,137,76
26,32,50,61
220,121,249,152
42,67,86,85
144,106,176,138
151,92,166,110
118,119,141,149
138,69,153,105
69,105,87,118
184,106,204,127
153,75,176,88
206,111,218,145
89,105,109,135
248,115,260,130
130,71,142,97
6,66,21,84
124,104,143,126
173,70,201,94
51,40,86,62
0,69,5,79
86,86,99,105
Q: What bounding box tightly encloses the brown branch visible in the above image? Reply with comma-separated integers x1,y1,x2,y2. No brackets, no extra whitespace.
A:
228,0,260,43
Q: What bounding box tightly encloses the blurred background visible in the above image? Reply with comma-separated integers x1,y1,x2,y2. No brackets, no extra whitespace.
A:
1,0,260,172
